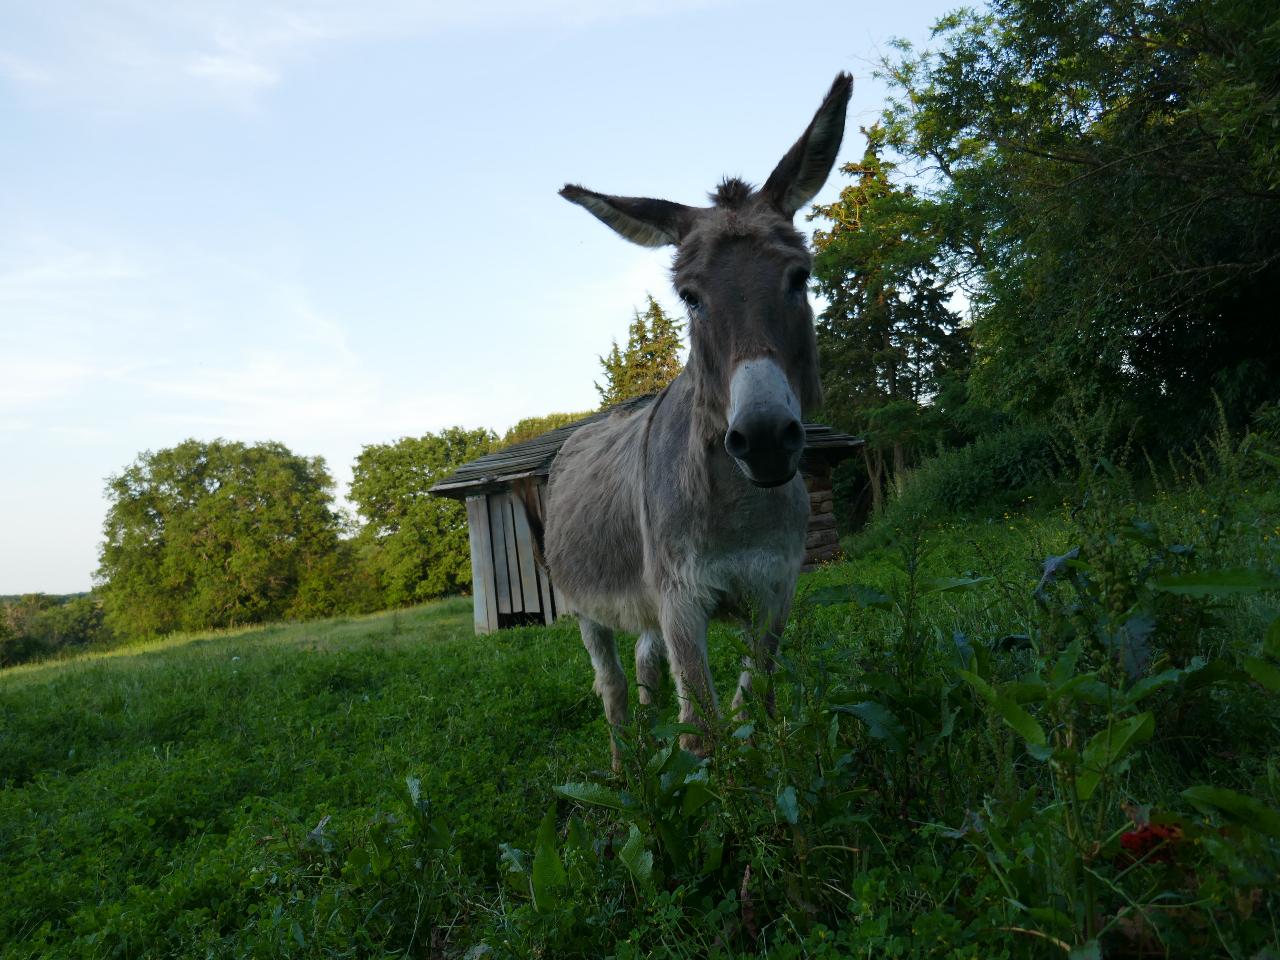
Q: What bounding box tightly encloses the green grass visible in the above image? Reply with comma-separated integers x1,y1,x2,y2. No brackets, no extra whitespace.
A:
4,452,1279,958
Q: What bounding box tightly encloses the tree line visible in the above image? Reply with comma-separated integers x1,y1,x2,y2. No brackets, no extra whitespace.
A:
809,0,1278,523
1,298,686,664
10,0,1276,660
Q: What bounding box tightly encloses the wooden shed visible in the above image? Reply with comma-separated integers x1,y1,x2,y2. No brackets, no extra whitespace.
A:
429,396,862,634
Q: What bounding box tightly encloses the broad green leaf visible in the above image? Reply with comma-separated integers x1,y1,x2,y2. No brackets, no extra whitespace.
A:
777,785,800,825
531,807,566,911
1183,786,1280,838
651,721,702,740
659,749,701,795
1244,657,1280,693
618,824,655,892
1152,568,1280,596
644,740,675,779
1126,668,1186,704
836,700,907,754
958,670,1046,747
1183,659,1250,692
1005,679,1048,704
554,782,624,810
921,575,991,595
682,779,718,816
1068,940,1101,960
1076,713,1154,801
1049,640,1083,688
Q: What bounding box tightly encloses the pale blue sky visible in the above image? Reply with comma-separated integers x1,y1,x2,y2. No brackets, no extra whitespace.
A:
1,0,960,594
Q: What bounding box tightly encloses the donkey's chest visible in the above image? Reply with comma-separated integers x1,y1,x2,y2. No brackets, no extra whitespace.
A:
685,482,809,614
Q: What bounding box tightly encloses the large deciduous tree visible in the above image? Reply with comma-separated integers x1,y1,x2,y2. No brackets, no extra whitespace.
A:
498,410,592,449
878,0,1280,439
96,440,348,637
811,129,969,512
349,427,495,606
595,294,685,407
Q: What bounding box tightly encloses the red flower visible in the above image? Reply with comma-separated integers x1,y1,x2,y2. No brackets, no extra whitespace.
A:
1119,824,1182,863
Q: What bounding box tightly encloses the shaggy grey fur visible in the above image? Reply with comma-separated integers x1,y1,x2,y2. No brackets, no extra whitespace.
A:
547,74,853,762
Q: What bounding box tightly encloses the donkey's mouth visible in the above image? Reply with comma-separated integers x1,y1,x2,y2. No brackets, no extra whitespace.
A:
748,471,797,489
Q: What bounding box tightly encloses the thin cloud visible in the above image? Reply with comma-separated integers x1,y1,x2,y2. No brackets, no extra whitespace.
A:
0,0,729,113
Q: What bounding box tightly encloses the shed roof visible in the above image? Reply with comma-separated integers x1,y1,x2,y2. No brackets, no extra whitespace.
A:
429,394,862,499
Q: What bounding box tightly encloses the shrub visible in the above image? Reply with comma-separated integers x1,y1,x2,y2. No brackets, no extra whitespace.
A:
886,423,1056,522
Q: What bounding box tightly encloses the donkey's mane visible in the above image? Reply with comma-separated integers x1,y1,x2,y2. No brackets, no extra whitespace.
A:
709,177,755,208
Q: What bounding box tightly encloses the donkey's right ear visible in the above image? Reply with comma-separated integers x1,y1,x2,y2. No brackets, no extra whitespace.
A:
560,185,695,247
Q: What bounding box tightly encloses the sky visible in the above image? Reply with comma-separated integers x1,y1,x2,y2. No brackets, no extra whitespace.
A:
1,0,962,595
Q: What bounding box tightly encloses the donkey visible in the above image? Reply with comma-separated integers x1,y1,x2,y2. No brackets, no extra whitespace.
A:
544,74,852,762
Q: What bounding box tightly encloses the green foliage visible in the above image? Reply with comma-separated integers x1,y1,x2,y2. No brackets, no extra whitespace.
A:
488,414,1279,958
96,439,349,639
877,0,1280,439
811,127,970,512
498,410,593,449
349,426,495,606
4,412,1278,959
596,294,684,407
871,423,1056,535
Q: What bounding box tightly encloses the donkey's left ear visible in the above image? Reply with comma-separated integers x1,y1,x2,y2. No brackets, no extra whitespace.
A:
762,73,853,218
560,184,696,247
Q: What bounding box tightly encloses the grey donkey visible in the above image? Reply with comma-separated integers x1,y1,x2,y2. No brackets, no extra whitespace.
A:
542,74,852,763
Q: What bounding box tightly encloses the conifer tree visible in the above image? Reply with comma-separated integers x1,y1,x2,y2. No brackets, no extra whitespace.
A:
811,128,968,512
595,295,685,406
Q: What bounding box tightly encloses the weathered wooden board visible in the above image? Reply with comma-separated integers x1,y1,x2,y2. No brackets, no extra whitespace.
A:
487,494,512,615
535,484,557,624
500,493,523,611
466,496,498,634
509,493,541,612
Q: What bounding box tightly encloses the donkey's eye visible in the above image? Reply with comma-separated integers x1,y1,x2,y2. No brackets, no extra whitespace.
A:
679,288,702,311
788,269,811,295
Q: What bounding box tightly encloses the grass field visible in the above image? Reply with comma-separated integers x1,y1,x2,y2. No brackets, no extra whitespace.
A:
3,450,1279,958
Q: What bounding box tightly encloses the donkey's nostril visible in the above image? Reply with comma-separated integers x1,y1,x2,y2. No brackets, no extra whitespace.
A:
780,419,804,453
724,427,750,459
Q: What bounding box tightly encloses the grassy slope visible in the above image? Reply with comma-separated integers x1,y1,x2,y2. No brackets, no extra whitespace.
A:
0,593,767,956
2,485,1277,957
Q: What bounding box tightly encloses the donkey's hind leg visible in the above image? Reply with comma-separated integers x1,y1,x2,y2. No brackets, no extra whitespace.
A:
635,630,665,707
579,617,628,768
731,599,791,717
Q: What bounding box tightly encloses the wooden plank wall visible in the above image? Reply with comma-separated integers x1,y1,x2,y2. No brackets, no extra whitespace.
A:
465,496,498,634
487,496,512,615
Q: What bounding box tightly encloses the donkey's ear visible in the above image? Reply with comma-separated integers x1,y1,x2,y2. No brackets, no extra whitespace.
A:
560,184,695,247
762,73,853,218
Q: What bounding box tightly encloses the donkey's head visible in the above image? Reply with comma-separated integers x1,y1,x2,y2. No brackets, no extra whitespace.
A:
561,73,852,487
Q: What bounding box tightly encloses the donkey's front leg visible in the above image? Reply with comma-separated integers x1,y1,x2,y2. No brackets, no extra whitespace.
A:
659,598,716,755
731,597,792,718
579,617,628,770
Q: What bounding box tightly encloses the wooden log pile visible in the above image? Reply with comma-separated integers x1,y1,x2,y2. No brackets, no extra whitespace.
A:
801,473,841,571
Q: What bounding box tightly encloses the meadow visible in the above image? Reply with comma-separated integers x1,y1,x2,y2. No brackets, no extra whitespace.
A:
3,429,1279,958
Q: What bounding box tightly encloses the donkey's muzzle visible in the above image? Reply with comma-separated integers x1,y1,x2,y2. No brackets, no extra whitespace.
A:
725,413,804,487
725,357,805,488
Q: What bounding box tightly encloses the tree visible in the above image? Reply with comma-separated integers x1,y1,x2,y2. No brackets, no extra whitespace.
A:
349,427,495,606
498,410,593,449
595,295,685,406
877,0,1280,440
96,440,348,637
811,128,969,513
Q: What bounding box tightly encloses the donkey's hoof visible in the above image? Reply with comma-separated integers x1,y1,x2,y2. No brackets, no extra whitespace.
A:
679,731,710,758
